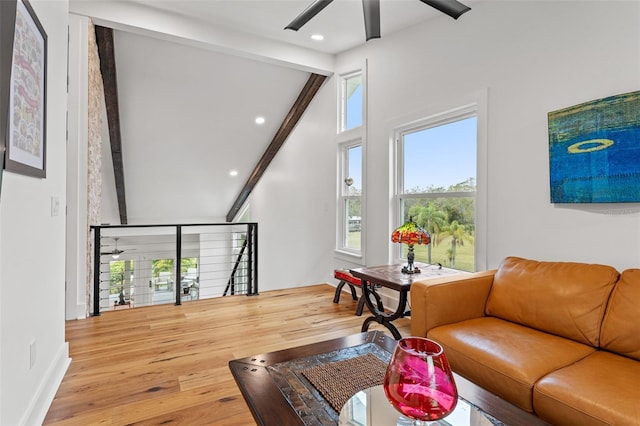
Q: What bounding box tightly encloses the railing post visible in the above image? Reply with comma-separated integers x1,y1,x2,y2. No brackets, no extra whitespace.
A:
246,223,252,295
93,226,101,316
175,225,182,306
255,222,259,295
247,222,258,296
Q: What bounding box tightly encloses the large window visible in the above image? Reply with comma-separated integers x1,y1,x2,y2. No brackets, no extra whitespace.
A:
338,142,362,253
395,111,477,272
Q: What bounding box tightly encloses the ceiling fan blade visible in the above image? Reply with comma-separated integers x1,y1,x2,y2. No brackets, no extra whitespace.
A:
419,0,471,20
362,0,381,41
101,248,137,254
285,0,334,31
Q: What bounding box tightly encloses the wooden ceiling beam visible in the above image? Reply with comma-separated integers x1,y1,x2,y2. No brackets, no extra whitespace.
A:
95,25,128,225
226,73,327,222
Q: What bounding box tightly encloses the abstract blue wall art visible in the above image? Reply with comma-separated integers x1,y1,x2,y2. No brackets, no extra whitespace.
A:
548,91,640,203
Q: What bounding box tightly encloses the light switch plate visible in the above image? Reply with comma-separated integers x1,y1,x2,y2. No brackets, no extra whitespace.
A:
51,196,59,216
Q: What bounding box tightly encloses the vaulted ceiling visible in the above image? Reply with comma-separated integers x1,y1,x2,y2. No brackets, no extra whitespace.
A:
69,0,478,225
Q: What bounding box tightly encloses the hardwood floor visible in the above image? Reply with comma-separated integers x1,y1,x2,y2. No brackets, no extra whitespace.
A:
44,284,411,425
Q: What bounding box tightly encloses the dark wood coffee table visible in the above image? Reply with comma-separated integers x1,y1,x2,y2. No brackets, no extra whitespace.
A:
229,331,549,426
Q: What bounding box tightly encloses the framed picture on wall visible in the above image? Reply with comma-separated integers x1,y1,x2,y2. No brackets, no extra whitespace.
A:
548,90,640,203
5,0,47,179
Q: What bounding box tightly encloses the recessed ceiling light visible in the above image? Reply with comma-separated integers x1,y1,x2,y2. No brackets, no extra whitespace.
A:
311,34,324,41
229,170,238,177
255,116,265,124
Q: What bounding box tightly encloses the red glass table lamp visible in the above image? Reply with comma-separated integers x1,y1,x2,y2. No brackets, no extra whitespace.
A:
391,218,430,274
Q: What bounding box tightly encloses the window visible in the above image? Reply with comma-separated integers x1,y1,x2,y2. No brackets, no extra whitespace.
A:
152,259,174,292
340,72,363,132
337,66,366,259
338,141,362,253
394,111,478,272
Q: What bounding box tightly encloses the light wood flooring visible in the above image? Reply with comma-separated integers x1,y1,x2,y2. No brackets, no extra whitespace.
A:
44,284,411,425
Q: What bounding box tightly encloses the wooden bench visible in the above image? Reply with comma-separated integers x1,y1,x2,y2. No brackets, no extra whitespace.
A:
333,269,383,316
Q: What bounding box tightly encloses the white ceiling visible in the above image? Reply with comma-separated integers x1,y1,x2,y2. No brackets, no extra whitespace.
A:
70,0,477,224
127,0,461,55
112,29,311,223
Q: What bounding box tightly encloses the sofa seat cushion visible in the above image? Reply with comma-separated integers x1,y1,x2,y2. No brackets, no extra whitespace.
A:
534,351,640,426
428,316,595,412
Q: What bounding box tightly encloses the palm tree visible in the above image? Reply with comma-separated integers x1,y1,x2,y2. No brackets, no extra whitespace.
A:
438,220,474,268
408,203,447,263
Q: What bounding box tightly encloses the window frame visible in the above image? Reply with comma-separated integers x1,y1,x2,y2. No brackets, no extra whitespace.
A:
338,70,363,133
337,139,363,256
391,100,487,271
336,64,367,262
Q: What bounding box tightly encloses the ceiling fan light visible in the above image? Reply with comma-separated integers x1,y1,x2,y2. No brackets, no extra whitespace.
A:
111,237,121,259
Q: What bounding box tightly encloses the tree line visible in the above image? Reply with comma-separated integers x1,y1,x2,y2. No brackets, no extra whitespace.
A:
404,177,475,268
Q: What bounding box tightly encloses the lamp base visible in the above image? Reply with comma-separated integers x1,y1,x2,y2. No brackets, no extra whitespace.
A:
401,265,421,274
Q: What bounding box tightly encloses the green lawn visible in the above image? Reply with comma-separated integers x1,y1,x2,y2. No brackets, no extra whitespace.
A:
349,231,474,272
347,231,361,251
412,237,474,272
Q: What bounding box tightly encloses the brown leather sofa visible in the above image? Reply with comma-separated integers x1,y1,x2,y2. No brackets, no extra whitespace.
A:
410,256,640,426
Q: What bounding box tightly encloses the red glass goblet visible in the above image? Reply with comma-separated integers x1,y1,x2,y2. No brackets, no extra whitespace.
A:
384,337,458,423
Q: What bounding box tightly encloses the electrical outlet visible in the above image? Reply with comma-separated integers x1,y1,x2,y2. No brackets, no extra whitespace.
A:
30,340,36,369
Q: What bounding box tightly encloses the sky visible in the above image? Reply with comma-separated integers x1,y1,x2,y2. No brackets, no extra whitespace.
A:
403,116,477,190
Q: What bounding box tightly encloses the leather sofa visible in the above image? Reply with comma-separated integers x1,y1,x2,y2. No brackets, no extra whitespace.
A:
410,256,640,425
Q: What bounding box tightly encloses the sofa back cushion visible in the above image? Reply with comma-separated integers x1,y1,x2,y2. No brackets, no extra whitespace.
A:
600,269,640,360
485,257,619,346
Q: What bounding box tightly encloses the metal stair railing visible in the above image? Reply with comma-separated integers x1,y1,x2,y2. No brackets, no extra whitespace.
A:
90,222,258,315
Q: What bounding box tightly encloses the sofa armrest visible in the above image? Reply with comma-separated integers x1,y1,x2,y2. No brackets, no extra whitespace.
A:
410,270,496,337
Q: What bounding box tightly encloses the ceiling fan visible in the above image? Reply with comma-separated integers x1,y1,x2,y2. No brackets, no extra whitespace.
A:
101,237,132,259
285,0,471,41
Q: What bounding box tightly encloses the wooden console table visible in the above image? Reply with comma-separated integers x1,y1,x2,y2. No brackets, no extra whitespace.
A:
350,263,462,339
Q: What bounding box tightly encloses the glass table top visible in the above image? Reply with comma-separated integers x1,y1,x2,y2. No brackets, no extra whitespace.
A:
339,385,502,426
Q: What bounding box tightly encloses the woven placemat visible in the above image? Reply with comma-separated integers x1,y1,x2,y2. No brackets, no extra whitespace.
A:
301,353,388,412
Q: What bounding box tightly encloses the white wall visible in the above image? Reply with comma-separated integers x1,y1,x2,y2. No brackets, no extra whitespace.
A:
251,0,640,293
0,1,70,424
250,76,338,290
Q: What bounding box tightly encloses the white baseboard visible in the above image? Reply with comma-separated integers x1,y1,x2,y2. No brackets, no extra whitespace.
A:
76,303,87,320
21,342,71,426
65,303,87,320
